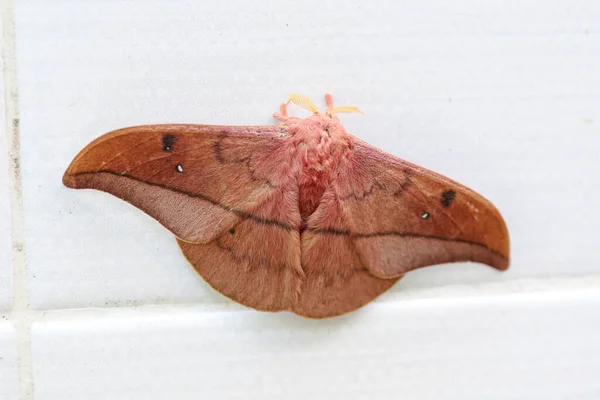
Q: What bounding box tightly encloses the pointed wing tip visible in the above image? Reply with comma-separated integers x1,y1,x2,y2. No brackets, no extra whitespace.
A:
490,254,510,271
62,170,76,188
478,208,510,272
486,234,510,271
62,163,84,189
492,226,511,272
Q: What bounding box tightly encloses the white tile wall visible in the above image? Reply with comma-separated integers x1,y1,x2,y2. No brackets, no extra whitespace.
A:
1,7,22,400
31,292,600,400
3,0,600,399
0,321,19,400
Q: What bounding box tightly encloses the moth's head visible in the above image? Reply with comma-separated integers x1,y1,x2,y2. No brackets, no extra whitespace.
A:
296,112,345,133
282,94,361,141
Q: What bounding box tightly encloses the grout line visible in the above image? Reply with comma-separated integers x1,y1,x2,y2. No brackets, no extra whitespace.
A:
1,1,34,399
11,279,600,325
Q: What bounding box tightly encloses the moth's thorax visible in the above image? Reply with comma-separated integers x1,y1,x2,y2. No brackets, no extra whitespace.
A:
288,115,353,222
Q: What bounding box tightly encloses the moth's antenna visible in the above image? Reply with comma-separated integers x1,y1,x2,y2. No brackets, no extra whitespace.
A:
287,94,319,114
325,93,363,116
329,106,363,115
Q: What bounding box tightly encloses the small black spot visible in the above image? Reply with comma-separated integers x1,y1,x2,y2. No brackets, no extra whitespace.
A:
441,190,456,207
162,134,177,152
229,227,236,235
175,164,184,173
421,212,430,220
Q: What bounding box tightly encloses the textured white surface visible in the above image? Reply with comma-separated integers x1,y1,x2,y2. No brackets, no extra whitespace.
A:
0,321,19,400
4,0,600,399
0,13,13,312
31,292,600,400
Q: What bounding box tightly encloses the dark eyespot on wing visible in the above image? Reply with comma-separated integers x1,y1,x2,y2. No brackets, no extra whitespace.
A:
441,190,456,207
162,134,177,152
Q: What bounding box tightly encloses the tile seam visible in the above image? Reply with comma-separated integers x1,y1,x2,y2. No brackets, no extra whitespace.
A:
20,275,600,321
1,1,33,399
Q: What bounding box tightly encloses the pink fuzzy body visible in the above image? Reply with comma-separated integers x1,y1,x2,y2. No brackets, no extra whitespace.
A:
285,115,353,222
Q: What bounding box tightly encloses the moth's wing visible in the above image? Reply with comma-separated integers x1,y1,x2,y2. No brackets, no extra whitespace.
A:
294,138,509,318
63,124,296,243
295,188,401,318
65,124,305,312
177,204,303,313
334,138,510,279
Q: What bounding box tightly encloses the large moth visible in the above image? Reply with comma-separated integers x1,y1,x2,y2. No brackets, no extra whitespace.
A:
63,94,510,318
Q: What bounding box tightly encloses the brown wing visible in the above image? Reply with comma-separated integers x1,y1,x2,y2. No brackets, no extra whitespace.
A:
177,190,303,312
311,138,509,278
294,138,509,318
63,124,297,243
338,139,509,278
294,188,400,318
64,124,304,312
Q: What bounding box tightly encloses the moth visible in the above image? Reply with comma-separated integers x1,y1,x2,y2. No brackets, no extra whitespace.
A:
63,94,510,318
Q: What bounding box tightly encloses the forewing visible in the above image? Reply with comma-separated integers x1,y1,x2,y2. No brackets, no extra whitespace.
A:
63,124,296,243
328,138,510,278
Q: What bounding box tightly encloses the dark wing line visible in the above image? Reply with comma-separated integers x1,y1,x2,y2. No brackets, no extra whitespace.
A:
70,170,292,231
76,125,288,179
348,138,495,245
214,237,273,267
350,142,466,236
120,142,278,192
308,227,507,260
352,138,493,205
113,136,274,177
118,140,216,175
337,182,377,201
